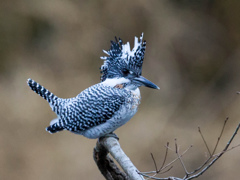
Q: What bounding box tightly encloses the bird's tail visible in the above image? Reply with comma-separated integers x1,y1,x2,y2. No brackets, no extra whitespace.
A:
46,124,64,133
27,78,59,106
46,118,65,134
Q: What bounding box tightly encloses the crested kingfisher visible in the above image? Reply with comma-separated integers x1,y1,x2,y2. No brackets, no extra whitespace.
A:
27,33,159,139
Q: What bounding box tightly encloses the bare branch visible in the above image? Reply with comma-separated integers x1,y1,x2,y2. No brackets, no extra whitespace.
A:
175,139,189,176
140,172,183,180
215,143,240,155
185,122,240,180
160,144,192,172
140,143,192,180
94,118,239,180
94,139,129,180
212,117,229,155
95,137,144,180
159,166,173,174
158,142,169,172
188,157,212,175
198,126,211,156
189,119,229,175
223,123,240,151
140,120,240,180
151,153,158,173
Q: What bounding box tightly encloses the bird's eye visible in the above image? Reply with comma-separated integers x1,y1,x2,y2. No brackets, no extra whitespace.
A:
122,69,129,75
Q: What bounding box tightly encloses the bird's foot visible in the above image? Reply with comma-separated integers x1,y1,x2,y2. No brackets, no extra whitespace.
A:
99,132,119,141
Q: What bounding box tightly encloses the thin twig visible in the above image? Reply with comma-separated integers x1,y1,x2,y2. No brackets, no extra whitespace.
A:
141,120,240,180
189,119,233,176
214,143,240,156
159,166,173,174
160,144,192,172
175,139,189,176
189,119,229,175
151,153,158,173
139,171,157,175
141,166,173,175
186,123,240,180
174,138,178,153
158,142,169,172
212,117,229,155
140,144,192,176
198,127,211,156
223,123,240,151
188,157,212,175
139,172,183,180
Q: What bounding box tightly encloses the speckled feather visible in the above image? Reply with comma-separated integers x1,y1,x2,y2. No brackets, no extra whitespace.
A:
27,79,133,135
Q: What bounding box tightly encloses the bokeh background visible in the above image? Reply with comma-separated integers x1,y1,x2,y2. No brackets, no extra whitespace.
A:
1,0,240,179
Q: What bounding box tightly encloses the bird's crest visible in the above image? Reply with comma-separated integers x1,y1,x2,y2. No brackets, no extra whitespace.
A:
100,33,146,82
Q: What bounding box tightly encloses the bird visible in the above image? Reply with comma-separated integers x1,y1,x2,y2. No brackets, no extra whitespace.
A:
27,33,160,139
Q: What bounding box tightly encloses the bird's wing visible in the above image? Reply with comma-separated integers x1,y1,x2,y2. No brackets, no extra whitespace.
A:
60,84,130,131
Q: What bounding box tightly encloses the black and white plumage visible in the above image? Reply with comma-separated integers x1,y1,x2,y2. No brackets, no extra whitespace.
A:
27,33,159,139
100,33,146,82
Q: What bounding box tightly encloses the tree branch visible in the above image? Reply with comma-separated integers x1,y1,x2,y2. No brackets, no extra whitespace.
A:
139,121,240,180
94,137,144,180
93,119,240,180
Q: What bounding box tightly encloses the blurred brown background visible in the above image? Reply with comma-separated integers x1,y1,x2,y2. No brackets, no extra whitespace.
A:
1,0,240,179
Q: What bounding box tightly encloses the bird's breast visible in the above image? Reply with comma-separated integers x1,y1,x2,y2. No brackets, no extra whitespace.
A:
123,88,141,110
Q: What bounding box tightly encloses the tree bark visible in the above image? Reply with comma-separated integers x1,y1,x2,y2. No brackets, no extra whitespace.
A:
94,137,144,180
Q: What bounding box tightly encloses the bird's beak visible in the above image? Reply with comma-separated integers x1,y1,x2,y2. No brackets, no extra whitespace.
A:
133,76,160,89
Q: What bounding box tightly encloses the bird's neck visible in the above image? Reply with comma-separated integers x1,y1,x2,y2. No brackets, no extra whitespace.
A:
101,77,139,92
101,77,129,87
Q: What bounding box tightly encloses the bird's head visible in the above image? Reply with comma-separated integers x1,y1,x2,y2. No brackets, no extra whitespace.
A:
100,33,159,90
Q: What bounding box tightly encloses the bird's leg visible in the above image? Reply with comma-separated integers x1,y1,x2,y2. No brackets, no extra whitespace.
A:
99,132,119,141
